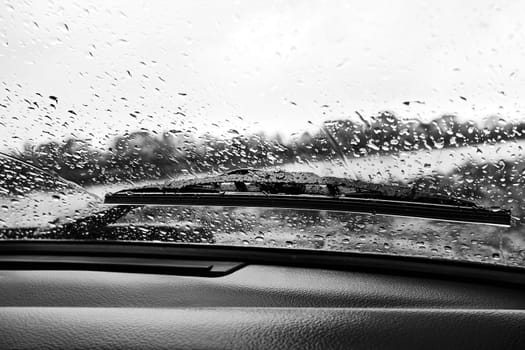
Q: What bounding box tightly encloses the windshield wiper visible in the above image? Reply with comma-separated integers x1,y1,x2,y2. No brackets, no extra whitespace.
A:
104,169,511,226
0,206,136,240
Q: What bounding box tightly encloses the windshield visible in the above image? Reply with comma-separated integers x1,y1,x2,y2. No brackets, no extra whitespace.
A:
1,0,525,267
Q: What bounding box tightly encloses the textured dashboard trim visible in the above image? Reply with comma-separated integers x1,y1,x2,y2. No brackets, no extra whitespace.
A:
2,307,525,350
2,266,525,309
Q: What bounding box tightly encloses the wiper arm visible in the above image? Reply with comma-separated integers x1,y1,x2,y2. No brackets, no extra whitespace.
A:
104,169,511,226
49,205,136,238
0,206,135,240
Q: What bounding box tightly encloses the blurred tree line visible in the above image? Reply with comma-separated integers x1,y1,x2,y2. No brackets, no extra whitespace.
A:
13,112,525,186
9,111,525,223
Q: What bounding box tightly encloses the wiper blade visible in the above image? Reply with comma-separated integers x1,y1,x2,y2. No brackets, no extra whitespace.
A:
104,169,511,226
105,191,510,226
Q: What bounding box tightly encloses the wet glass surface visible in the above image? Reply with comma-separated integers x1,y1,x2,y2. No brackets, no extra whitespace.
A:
2,0,525,268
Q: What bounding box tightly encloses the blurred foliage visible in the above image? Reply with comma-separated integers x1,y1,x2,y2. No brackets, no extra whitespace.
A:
14,112,525,183
11,112,525,223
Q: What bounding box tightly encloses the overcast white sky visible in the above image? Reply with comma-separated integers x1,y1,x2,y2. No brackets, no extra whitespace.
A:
1,0,525,150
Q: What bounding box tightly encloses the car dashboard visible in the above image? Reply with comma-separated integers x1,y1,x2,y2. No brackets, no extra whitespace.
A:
1,241,525,349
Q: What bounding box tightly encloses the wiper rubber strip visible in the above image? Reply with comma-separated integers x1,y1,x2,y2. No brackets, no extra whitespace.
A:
104,192,511,227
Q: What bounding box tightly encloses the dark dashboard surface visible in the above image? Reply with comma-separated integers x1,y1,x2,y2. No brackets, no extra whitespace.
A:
1,243,525,349
1,265,525,308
